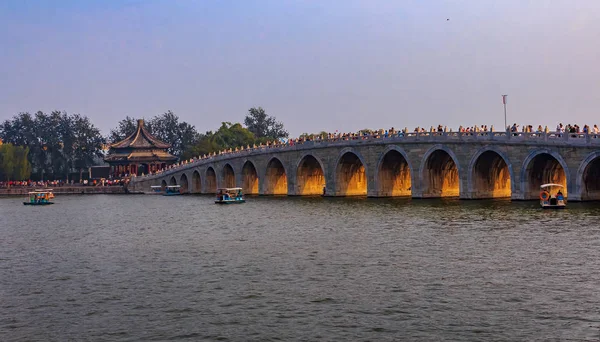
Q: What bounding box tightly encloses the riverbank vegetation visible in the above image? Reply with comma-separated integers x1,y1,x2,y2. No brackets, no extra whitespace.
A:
0,111,103,180
0,107,288,180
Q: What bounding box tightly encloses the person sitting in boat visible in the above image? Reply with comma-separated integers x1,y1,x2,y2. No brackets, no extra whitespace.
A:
556,190,564,201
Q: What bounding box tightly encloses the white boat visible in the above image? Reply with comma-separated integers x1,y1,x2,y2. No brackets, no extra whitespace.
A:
163,185,182,196
215,187,245,204
150,185,162,194
540,183,566,209
24,190,55,205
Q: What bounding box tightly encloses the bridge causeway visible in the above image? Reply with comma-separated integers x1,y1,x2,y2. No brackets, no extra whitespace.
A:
129,131,600,201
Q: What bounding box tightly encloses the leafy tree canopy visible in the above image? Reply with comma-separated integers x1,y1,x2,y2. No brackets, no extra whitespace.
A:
0,143,32,182
0,111,103,180
181,122,258,160
108,116,138,143
244,107,288,140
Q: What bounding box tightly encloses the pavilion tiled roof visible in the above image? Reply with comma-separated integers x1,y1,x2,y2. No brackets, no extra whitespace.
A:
110,119,171,149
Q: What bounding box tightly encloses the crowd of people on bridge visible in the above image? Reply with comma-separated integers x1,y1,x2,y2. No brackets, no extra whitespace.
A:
506,123,600,135
6,122,598,185
0,179,125,189
138,122,600,179
555,123,599,134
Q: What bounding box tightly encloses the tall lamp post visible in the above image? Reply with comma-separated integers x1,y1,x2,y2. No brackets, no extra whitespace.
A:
502,94,508,130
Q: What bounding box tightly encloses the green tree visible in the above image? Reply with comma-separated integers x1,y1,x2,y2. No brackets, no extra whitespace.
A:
54,112,74,179
212,122,256,148
0,112,48,179
71,114,105,181
0,111,105,181
13,145,32,181
0,144,15,182
149,110,200,158
181,122,259,159
0,143,31,183
108,116,139,143
244,107,288,139
181,134,221,159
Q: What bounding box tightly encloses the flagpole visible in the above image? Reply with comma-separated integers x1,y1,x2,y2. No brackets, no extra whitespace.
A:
502,94,508,130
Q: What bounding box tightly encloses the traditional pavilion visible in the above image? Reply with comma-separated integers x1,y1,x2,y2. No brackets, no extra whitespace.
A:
104,119,177,178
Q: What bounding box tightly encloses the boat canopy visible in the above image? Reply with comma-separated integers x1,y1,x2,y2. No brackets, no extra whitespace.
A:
150,185,162,188
217,187,243,191
166,185,181,188
29,191,50,194
540,183,564,189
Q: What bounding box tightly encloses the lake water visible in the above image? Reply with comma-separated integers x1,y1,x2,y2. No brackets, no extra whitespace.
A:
2,194,600,341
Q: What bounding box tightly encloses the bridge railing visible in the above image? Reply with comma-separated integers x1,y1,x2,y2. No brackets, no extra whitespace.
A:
139,130,600,179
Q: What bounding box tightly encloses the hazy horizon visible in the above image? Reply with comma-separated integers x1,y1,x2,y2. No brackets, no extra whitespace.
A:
1,0,599,136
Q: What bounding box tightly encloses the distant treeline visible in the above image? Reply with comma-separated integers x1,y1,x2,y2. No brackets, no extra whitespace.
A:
0,107,288,181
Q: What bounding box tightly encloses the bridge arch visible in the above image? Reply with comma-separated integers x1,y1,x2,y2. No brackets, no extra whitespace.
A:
520,149,569,200
205,166,217,193
576,151,600,201
375,145,412,197
296,154,326,195
264,157,288,195
179,173,189,193
468,147,513,199
242,160,259,194
169,176,177,186
191,170,201,193
161,179,167,190
335,148,368,196
222,163,236,188
420,145,461,198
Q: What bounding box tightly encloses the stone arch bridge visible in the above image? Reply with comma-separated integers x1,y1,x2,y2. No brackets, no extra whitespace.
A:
129,131,600,201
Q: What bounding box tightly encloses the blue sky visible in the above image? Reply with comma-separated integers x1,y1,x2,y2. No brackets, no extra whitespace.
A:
1,0,599,136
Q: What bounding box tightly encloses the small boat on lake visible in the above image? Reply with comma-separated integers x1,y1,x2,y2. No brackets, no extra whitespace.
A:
24,190,55,205
163,185,182,196
215,187,245,204
35,189,55,199
540,183,566,209
150,185,163,194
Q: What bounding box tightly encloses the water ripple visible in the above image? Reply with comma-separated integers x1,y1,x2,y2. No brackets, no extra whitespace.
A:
2,195,600,340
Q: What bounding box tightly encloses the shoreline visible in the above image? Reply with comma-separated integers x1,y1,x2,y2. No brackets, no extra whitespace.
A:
0,186,131,196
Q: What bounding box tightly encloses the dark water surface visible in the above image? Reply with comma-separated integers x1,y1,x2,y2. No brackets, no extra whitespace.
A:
2,195,600,341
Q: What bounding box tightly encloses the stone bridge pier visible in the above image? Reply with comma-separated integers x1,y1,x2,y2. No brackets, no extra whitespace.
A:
130,131,600,201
